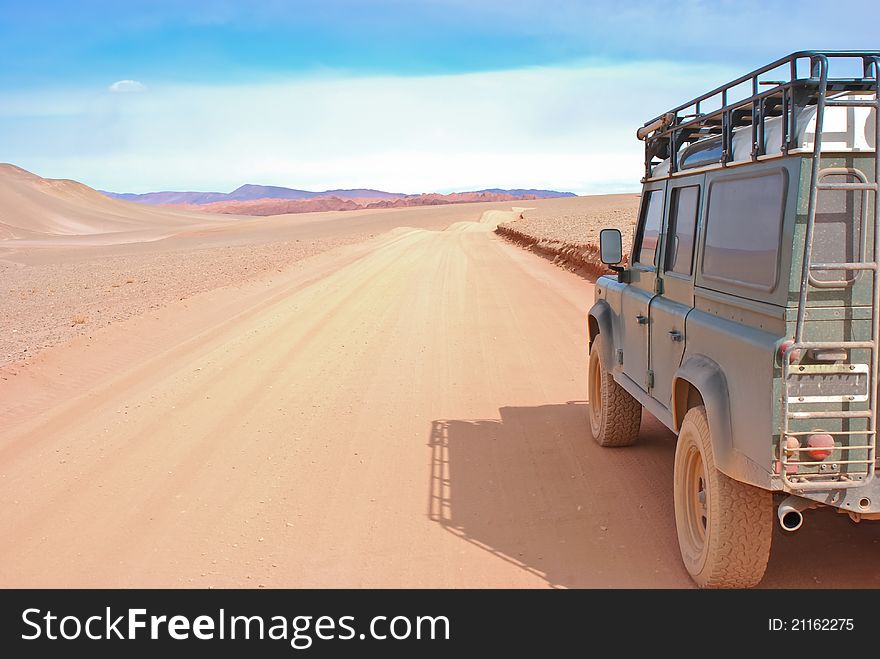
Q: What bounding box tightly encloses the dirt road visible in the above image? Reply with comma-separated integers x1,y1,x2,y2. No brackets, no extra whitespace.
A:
2,210,878,588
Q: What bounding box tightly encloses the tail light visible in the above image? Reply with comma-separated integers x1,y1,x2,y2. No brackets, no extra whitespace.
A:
806,433,835,461
775,437,801,474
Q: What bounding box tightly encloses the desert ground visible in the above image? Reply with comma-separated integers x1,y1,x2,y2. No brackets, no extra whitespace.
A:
1,166,879,588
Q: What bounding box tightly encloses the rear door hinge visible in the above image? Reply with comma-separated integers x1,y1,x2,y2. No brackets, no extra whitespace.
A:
654,278,664,295
646,370,655,390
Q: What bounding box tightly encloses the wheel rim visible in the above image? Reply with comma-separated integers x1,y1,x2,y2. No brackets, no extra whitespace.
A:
588,348,602,434
681,441,709,567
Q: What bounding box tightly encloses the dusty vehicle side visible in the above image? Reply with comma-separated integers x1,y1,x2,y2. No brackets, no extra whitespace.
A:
588,51,879,587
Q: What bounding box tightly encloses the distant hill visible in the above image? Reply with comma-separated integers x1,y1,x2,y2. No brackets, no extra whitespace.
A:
475,188,576,199
0,162,579,238
0,163,227,242
227,185,406,202
102,184,574,206
182,196,363,216
181,191,544,216
105,190,232,205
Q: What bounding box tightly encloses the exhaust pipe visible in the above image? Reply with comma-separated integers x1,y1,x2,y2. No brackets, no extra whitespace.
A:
777,495,817,532
778,506,803,532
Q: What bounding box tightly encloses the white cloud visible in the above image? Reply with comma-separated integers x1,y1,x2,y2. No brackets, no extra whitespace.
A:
5,61,738,194
108,79,145,93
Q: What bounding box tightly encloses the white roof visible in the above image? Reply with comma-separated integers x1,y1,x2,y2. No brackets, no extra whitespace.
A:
651,92,876,178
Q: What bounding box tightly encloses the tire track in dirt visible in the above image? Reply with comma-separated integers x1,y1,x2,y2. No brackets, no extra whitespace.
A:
2,210,879,587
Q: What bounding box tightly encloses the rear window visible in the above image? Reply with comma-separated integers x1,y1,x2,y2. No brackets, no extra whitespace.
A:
701,171,787,291
811,170,865,285
635,189,664,267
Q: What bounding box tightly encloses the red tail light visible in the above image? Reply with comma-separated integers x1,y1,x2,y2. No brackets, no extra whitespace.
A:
806,433,835,461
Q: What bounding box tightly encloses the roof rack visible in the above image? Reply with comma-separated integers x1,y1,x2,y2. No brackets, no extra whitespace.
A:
639,51,880,180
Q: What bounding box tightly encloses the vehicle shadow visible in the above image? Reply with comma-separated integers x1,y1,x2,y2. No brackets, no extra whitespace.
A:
428,402,880,588
428,402,689,588
763,509,880,588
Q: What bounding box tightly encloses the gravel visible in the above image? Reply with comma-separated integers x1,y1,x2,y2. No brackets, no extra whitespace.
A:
0,235,368,366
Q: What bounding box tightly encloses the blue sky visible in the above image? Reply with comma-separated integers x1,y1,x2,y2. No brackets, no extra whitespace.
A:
0,1,876,193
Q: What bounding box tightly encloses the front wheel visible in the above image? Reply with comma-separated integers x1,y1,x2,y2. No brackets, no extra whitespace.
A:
673,405,773,588
588,334,641,447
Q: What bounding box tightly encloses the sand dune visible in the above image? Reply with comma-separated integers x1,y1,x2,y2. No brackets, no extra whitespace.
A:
0,164,232,244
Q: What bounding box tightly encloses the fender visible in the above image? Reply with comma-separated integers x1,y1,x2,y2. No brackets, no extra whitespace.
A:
587,300,615,369
672,355,772,488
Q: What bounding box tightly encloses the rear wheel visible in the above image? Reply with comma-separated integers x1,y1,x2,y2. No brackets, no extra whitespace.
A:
588,334,641,447
673,405,773,588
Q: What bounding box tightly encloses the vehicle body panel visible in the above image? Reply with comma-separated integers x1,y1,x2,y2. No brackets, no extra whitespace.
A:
589,153,879,509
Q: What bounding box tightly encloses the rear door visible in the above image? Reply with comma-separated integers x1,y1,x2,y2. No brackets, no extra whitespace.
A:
649,178,702,408
620,183,665,391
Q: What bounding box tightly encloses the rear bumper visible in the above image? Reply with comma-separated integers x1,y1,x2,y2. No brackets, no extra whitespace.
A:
791,475,880,514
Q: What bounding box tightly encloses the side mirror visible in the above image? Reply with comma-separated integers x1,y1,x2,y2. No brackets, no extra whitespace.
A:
599,229,623,265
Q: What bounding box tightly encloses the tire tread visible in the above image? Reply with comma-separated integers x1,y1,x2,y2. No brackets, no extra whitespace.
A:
589,335,641,447
676,406,773,588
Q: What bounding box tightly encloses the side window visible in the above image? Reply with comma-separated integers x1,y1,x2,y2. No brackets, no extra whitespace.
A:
666,186,700,276
635,189,664,267
701,171,786,291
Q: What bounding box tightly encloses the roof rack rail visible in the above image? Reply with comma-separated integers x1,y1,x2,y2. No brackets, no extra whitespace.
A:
639,50,880,180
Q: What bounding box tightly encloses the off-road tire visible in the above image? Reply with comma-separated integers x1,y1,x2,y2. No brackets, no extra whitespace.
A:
588,334,641,447
673,405,773,588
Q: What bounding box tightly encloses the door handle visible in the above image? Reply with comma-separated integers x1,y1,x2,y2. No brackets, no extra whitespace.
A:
636,314,649,325
668,330,683,342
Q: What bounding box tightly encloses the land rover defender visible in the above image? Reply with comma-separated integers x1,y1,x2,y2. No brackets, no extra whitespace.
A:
588,51,879,587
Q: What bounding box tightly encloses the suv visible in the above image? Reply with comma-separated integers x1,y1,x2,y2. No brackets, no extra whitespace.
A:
588,51,879,588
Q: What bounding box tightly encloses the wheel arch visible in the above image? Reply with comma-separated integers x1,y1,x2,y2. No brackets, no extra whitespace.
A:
672,355,736,477
673,354,774,489
587,300,615,368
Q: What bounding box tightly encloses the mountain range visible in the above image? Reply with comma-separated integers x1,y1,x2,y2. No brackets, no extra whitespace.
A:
0,162,578,238
103,185,575,206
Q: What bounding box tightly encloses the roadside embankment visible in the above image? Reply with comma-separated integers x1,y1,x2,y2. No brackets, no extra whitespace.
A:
494,194,640,280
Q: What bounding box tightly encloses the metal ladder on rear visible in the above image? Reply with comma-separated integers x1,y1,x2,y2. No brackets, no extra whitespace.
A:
780,54,880,490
